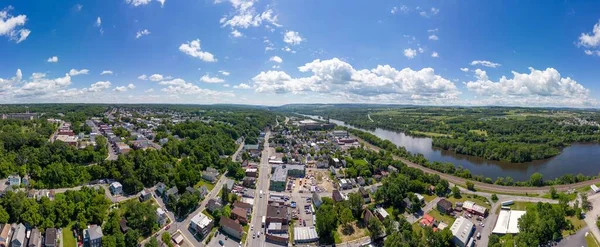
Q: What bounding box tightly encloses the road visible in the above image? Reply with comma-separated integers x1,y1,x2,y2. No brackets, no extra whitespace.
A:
353,134,596,194
556,226,588,247
246,130,273,247
583,192,600,245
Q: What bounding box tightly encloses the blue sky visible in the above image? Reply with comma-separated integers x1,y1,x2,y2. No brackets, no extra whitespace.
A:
1,0,600,106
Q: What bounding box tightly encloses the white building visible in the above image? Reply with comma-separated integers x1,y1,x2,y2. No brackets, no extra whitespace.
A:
592,184,600,193
450,216,474,247
156,208,167,226
109,182,123,195
491,209,526,234
189,212,213,239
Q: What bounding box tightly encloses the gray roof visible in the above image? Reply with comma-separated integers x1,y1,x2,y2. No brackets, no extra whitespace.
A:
166,186,178,196
450,217,474,245
284,164,305,171
88,225,104,240
12,223,26,245
294,227,319,242
271,166,287,183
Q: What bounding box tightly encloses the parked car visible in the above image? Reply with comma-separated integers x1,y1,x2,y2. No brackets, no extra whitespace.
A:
219,240,224,246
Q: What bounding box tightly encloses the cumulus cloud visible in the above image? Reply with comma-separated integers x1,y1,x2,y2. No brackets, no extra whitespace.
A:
179,39,217,62
101,70,113,75
157,0,166,7
88,81,111,92
429,35,438,41
231,29,243,38
431,52,439,58
251,58,460,104
47,56,58,63
403,48,417,59
460,68,469,72
579,20,600,56
113,86,128,92
470,60,501,68
149,74,166,81
270,56,283,63
233,83,252,89
125,0,152,6
69,69,89,76
158,78,235,97
283,31,304,45
0,69,23,92
465,67,595,106
217,0,280,30
136,29,150,39
138,74,148,80
0,6,31,43
13,72,72,97
219,70,230,76
200,74,225,83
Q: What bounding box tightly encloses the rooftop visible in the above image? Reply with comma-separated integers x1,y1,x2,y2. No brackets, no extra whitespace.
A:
191,212,213,228
271,166,287,182
450,217,474,245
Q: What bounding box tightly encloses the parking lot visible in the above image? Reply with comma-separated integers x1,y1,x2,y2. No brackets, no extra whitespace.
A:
461,211,486,245
207,230,241,247
290,178,315,228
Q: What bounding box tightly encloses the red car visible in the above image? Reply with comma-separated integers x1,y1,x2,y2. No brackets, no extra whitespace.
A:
165,224,171,230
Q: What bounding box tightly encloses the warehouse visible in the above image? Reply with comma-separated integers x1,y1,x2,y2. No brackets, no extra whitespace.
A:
293,227,319,244
450,216,474,247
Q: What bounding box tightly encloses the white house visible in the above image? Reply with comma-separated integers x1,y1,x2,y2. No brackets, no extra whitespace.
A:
109,182,123,195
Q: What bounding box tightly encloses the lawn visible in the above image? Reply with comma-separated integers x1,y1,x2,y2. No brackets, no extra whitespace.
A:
241,224,250,244
540,192,577,201
411,131,451,138
62,224,77,247
563,216,586,236
587,232,600,247
195,179,215,191
422,194,437,203
427,209,456,226
335,221,369,244
509,201,538,211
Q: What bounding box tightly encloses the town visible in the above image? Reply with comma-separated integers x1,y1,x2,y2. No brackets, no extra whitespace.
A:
1,106,600,247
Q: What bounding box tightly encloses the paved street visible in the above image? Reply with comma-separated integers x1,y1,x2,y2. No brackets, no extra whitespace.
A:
583,192,600,245
246,130,274,247
556,226,588,247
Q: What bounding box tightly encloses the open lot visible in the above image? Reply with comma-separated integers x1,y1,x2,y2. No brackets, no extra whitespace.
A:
306,168,335,194
209,230,242,247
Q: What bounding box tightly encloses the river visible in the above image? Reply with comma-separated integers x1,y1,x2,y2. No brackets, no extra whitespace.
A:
303,115,600,181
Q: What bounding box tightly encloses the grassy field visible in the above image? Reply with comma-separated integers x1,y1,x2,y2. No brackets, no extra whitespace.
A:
509,201,538,211
564,216,586,236
427,209,456,226
469,129,488,136
422,194,437,203
335,221,369,244
62,224,77,247
587,232,600,247
540,192,577,201
411,131,451,138
195,179,215,191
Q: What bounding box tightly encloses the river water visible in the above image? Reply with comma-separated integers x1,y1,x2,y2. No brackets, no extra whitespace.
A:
303,115,600,181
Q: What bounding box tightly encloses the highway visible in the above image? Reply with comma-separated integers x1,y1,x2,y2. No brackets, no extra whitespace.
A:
246,130,273,247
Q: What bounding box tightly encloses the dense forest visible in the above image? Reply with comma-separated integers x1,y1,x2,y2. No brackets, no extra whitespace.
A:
282,105,600,163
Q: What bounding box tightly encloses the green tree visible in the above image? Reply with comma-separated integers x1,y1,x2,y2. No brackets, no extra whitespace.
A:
125,230,141,247
581,192,591,210
315,204,338,244
0,206,9,223
367,218,383,241
347,193,364,219
221,184,229,204
465,181,475,191
529,173,544,187
222,205,232,218
491,193,498,202
451,185,461,199
340,208,353,228
549,187,557,199
434,181,447,197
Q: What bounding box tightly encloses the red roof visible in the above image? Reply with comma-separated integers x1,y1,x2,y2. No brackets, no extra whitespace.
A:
420,214,435,227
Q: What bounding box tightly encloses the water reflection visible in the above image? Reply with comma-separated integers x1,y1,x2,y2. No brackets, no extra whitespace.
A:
301,115,600,181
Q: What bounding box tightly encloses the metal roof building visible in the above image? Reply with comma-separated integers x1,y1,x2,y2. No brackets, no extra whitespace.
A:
450,216,474,247
293,227,319,244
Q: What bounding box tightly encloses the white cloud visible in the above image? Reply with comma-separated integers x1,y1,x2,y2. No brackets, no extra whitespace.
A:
223,84,230,87
219,70,230,76
113,86,128,92
420,7,439,18
270,56,283,63
136,29,151,39
127,83,136,89
95,17,103,34
429,35,438,40
158,78,235,97
233,83,252,89
217,0,280,30
282,46,295,53
272,65,280,69
149,74,166,81
157,0,166,7
470,60,501,68
69,69,89,76
391,7,398,14
403,48,417,59
47,56,59,63
0,69,23,92
144,88,154,93
231,29,243,38
13,72,72,97
460,68,469,72
200,74,225,83
431,8,440,15
125,0,152,7
0,7,31,43
283,31,304,45
579,20,600,56
465,67,595,106
138,74,148,80
418,47,424,53
179,39,217,62
431,52,439,58
251,58,460,104
88,81,111,92
101,70,113,75
428,28,439,33
391,5,409,14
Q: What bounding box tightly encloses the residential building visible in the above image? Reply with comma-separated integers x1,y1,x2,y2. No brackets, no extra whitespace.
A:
312,192,323,208
7,175,21,186
139,188,152,202
420,214,435,228
374,207,389,221
189,212,213,239
388,165,398,174
155,182,166,195
109,182,123,195
233,201,252,214
450,217,474,247
28,228,42,247
269,166,287,192
219,217,243,240
207,198,223,213
44,228,57,247
363,209,377,226
156,208,167,226
332,190,345,203
359,187,371,203
119,218,129,233
198,186,209,199
231,207,248,224
245,168,258,178
11,223,26,247
338,179,352,190
202,167,219,183
0,224,10,247
356,176,365,186
163,187,179,202
84,225,103,247
415,193,425,203
243,177,256,188
437,199,453,214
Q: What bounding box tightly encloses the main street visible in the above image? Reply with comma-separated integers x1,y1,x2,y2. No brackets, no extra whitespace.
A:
246,130,273,247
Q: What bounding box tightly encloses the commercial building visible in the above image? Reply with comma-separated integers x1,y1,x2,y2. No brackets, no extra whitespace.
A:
293,227,319,244
331,130,348,138
491,209,526,234
285,164,305,177
267,205,290,225
463,201,487,216
189,212,213,239
450,217,474,247
270,166,287,192
592,184,600,193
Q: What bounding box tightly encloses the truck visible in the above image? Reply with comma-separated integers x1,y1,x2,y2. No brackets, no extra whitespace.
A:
262,216,266,228
501,200,514,206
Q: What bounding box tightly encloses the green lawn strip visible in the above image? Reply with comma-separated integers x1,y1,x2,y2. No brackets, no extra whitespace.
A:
586,232,600,247
62,223,77,247
427,209,456,226
195,179,216,191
